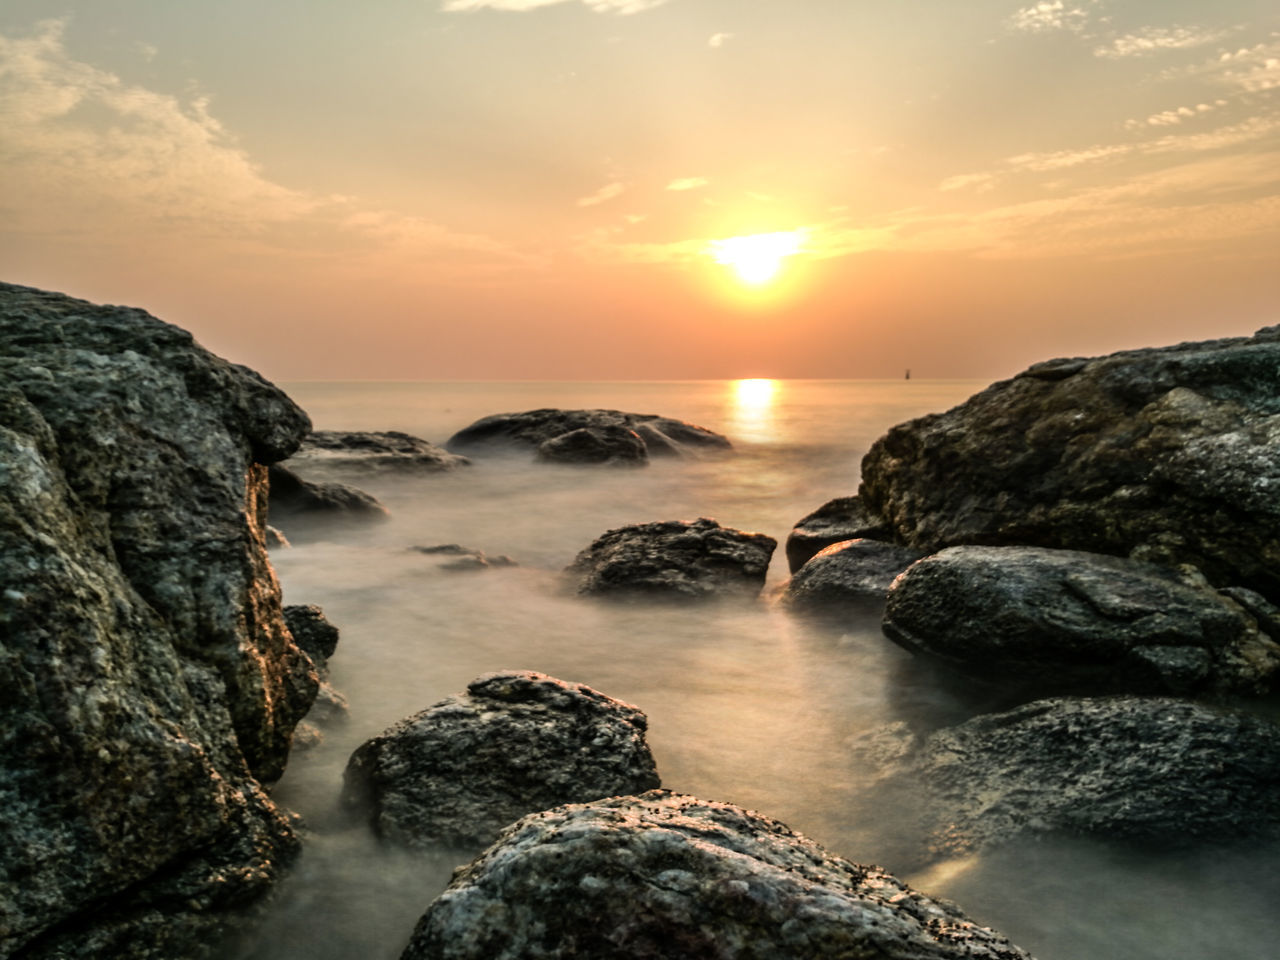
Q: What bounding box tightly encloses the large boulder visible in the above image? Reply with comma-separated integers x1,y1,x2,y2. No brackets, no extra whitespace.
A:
288,429,470,475
882,545,1280,697
781,539,925,618
0,283,317,956
882,696,1280,863
566,517,776,601
859,327,1280,601
342,671,660,849
785,496,892,573
401,790,1034,960
536,424,649,466
445,408,732,461
267,463,389,530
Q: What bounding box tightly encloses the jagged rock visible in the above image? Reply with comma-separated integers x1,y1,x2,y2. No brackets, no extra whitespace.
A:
342,672,660,849
283,604,340,666
781,539,925,618
882,545,1280,697
267,463,389,530
859,326,1280,601
445,408,732,461
409,544,518,572
265,525,291,549
0,283,316,957
536,424,649,466
401,790,1034,960
566,517,776,601
785,496,892,573
288,430,470,475
883,696,1280,863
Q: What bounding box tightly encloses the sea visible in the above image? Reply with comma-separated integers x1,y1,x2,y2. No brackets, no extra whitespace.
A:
227,378,1280,960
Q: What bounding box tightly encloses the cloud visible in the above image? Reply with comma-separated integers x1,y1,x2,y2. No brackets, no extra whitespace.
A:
1005,144,1132,172
1095,25,1228,59
665,176,707,191
1128,100,1227,129
708,33,732,49
1006,2,1091,35
441,0,670,14
576,181,625,206
938,172,998,192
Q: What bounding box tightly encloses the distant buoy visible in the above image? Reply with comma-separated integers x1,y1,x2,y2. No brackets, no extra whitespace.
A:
905,369,911,380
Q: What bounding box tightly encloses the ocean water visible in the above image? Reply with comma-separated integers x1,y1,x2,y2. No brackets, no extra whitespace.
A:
228,379,1280,960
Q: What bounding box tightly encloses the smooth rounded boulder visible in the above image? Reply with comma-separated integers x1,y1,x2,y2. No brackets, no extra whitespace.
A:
785,496,893,573
536,424,649,466
566,517,776,601
401,790,1034,960
782,538,925,618
288,429,470,475
342,671,660,848
882,545,1280,697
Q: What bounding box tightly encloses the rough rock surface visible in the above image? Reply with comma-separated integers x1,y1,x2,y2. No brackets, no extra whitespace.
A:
782,539,925,618
343,672,660,848
886,696,1280,862
785,496,893,573
410,543,518,572
859,327,1280,600
288,430,470,475
267,463,389,530
0,283,316,956
445,408,732,460
536,424,649,466
882,545,1280,697
401,790,1034,960
566,517,776,601
283,604,347,733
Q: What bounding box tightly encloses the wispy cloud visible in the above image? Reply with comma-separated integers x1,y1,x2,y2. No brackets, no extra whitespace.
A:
1095,25,1228,59
1127,99,1228,130
1006,2,1092,35
576,181,625,206
939,172,998,192
708,33,733,49
441,0,671,15
665,176,707,191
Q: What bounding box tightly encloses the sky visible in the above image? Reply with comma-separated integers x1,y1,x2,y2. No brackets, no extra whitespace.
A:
1,0,1278,380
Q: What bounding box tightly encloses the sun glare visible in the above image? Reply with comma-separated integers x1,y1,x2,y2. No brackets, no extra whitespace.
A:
708,230,806,286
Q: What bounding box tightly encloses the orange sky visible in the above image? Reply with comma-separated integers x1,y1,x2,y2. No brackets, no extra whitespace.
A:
2,2,1278,379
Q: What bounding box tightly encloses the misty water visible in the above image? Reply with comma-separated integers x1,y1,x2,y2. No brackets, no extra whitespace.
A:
228,379,1280,960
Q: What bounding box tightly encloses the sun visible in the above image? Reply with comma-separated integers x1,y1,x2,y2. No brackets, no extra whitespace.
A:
708,230,805,286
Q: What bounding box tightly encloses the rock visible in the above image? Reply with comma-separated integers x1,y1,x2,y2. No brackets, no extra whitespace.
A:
886,696,1280,863
566,517,776,601
401,790,1035,960
445,408,732,461
882,545,1280,697
342,671,660,849
267,463,390,530
409,544,518,571
284,604,340,666
265,525,291,549
859,326,1280,601
288,430,470,475
781,539,925,618
536,424,649,466
785,496,892,573
0,283,316,956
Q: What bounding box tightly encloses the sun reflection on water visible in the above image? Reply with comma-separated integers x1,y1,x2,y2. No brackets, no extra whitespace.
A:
726,378,779,443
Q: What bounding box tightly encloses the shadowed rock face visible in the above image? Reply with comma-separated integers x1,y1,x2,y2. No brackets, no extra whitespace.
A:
880,697,1280,864
785,496,893,573
401,790,1035,960
566,517,777,601
445,408,732,461
536,424,649,466
858,327,1280,601
343,672,660,849
0,283,317,957
882,545,1280,697
781,539,925,619
267,463,390,531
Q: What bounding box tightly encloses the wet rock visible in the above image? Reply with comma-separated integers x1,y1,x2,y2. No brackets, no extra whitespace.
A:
536,424,649,466
445,408,732,461
409,544,518,571
289,429,470,475
267,463,390,530
401,790,1034,960
888,696,1280,862
882,545,1280,697
782,539,925,618
785,496,893,573
265,525,291,549
0,283,315,956
284,604,340,666
859,326,1280,601
566,517,776,601
342,671,660,849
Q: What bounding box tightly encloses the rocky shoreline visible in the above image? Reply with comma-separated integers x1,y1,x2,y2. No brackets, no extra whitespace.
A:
6,281,1280,959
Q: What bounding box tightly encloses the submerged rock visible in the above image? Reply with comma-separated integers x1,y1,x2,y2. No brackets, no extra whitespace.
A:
882,545,1280,697
289,429,470,475
0,283,315,956
536,424,649,466
566,517,776,601
887,696,1280,862
785,496,893,573
859,326,1280,601
267,463,390,530
409,543,518,571
445,408,732,461
401,790,1034,960
342,671,660,849
782,539,925,618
